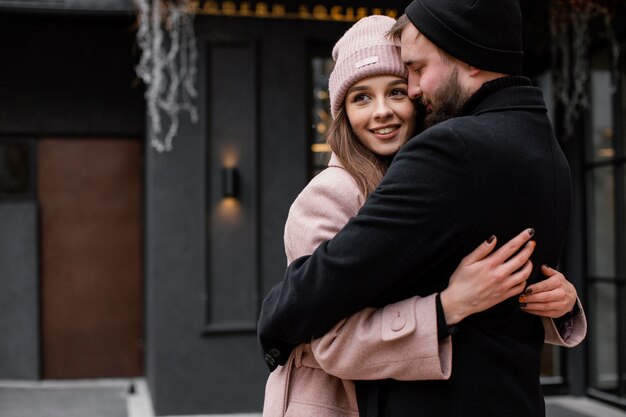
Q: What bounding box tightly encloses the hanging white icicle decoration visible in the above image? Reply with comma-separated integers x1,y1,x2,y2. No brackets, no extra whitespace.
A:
549,0,620,140
135,0,199,152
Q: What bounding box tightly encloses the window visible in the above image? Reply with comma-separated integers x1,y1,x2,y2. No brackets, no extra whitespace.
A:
309,46,334,177
585,48,626,407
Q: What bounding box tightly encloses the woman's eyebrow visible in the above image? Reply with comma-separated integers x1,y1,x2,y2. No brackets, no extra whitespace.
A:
388,79,408,87
347,85,369,94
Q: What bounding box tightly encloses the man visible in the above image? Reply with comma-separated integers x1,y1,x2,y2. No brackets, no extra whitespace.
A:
258,0,572,416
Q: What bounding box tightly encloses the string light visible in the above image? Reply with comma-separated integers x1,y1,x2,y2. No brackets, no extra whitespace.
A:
135,0,199,152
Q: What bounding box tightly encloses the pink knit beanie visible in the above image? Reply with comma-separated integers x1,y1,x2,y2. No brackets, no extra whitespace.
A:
329,15,407,119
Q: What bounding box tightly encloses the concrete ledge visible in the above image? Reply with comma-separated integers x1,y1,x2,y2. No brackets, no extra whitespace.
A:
3,379,625,417
546,396,626,417
0,379,129,417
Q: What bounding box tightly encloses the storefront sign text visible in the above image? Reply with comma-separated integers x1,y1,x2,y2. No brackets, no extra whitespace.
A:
188,1,398,22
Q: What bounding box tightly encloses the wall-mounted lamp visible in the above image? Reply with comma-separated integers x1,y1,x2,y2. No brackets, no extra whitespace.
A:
222,167,238,198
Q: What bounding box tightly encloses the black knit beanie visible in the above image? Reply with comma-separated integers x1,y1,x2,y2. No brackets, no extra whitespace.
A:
405,0,524,75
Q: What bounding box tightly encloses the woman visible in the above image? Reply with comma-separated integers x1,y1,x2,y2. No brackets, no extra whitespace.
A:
263,15,585,417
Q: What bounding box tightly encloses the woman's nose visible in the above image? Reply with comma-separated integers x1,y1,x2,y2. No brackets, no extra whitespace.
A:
373,100,393,120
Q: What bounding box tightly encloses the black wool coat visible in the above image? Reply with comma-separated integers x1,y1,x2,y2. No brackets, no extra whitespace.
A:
258,76,572,417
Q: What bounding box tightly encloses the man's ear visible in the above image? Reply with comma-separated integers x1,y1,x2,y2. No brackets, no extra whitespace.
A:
467,65,481,77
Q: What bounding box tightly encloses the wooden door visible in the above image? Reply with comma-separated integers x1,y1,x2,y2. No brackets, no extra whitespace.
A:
38,138,142,378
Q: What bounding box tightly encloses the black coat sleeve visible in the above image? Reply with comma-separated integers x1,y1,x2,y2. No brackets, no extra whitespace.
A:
258,126,474,370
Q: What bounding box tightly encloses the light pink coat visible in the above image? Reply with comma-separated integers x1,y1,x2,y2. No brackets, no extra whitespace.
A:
263,154,587,417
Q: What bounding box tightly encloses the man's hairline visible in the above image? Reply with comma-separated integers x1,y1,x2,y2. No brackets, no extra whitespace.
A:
386,13,419,44
388,16,452,65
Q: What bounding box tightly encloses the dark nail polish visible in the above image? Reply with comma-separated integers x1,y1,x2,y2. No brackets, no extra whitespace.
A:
486,235,495,244
519,303,527,308
528,228,535,237
525,287,533,295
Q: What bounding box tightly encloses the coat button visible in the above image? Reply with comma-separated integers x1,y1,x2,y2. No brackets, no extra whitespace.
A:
269,348,281,358
264,353,276,368
391,316,406,331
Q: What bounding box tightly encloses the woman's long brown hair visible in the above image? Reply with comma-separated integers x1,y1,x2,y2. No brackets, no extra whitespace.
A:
326,106,389,198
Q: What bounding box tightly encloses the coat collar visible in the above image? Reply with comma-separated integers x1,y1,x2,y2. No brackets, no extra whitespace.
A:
461,76,547,117
328,152,344,168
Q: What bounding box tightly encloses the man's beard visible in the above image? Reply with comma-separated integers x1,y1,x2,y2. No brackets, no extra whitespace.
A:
422,68,472,129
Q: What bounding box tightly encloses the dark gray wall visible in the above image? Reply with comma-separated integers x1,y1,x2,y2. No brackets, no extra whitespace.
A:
144,16,348,415
0,203,39,379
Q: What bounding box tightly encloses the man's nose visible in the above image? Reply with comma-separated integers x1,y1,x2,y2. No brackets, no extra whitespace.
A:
407,73,422,100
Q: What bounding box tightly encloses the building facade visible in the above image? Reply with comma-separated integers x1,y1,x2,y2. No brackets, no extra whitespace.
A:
0,0,624,415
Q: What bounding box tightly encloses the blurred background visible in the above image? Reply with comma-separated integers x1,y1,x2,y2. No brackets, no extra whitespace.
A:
0,0,625,415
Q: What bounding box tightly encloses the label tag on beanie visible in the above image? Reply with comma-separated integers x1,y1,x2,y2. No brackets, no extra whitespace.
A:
355,56,379,68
